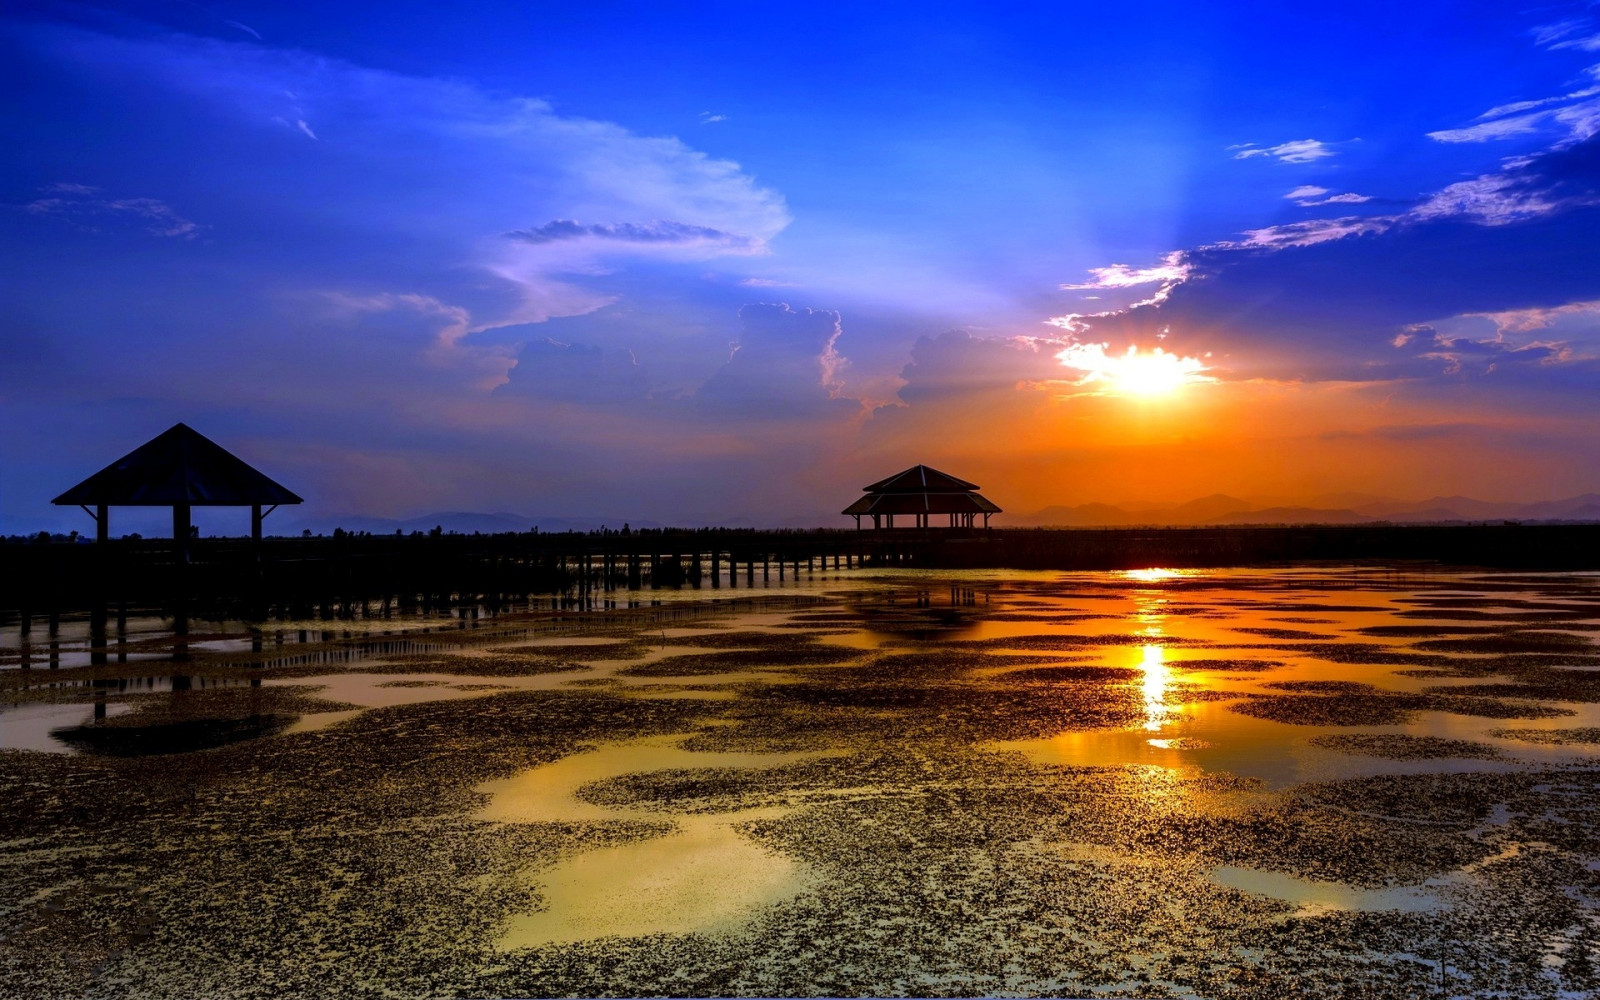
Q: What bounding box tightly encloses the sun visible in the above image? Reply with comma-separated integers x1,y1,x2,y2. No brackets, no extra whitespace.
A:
1054,342,1213,397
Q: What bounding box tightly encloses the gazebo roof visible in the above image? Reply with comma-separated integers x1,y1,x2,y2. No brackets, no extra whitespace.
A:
842,491,1002,516
862,464,980,494
53,423,303,507
844,463,1002,518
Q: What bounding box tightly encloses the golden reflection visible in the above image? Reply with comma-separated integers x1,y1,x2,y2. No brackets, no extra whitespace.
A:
1139,643,1171,733
1123,568,1186,583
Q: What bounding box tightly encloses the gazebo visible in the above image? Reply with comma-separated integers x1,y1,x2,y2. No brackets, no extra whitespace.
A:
842,464,1001,529
53,423,302,558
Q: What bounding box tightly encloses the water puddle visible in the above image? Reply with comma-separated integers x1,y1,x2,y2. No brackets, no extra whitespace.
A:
0,701,134,753
476,734,830,947
1209,865,1441,917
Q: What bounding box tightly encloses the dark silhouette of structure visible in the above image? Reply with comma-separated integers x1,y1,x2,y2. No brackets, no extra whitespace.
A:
843,464,1001,529
53,422,302,558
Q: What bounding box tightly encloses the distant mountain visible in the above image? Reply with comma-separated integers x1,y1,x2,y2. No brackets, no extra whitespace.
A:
1169,494,1254,522
1020,492,1600,528
1211,506,1375,525
1025,503,1140,527
1305,492,1398,510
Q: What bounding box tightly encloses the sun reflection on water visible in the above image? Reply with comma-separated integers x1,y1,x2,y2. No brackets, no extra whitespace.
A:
1139,643,1171,733
1122,567,1192,583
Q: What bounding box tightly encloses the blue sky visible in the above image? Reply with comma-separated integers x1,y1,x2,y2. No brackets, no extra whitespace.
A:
5,1,1600,531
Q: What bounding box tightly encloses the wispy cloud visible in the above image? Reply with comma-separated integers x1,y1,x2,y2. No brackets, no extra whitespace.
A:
1230,138,1336,163
1050,252,1192,332
1285,185,1372,207
272,116,318,139
1465,299,1600,334
1428,63,1600,145
22,184,202,238
1211,215,1390,250
504,219,761,250
223,19,263,41
1210,147,1588,251
699,111,727,124
1062,252,1190,290
1410,173,1565,225
1532,17,1600,52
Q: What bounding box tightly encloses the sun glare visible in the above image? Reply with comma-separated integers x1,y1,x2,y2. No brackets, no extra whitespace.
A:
1055,342,1213,397
1123,568,1188,583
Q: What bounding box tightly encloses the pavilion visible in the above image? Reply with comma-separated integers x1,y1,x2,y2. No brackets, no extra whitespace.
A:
842,464,1001,529
53,423,302,559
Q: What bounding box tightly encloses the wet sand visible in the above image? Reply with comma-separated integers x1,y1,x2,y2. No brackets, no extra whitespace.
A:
3,567,1600,997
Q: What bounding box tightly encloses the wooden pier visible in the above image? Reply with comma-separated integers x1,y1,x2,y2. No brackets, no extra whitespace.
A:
3,523,1599,630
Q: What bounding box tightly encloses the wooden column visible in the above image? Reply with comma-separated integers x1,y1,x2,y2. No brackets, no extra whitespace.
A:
173,504,192,563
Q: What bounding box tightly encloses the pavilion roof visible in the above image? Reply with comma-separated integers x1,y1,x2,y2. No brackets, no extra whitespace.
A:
861,464,980,494
842,491,1002,516
53,423,303,507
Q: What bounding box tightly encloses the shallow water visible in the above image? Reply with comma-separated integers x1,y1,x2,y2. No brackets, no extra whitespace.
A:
477,734,831,946
5,566,1600,998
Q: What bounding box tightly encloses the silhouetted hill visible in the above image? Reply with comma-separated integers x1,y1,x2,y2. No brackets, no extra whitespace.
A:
1020,493,1600,527
1211,507,1375,525
1170,494,1253,522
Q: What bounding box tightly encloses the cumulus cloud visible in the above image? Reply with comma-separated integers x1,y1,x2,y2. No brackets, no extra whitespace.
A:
495,338,649,402
22,185,202,238
695,303,857,419
894,330,1066,403
1230,139,1336,163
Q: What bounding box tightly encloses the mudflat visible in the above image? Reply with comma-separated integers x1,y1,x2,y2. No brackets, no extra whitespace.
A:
4,567,1600,998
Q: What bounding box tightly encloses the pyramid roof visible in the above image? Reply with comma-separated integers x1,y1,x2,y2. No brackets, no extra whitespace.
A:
862,464,980,494
53,423,302,507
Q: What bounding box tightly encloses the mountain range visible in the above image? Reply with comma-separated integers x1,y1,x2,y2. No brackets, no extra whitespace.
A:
1015,493,1600,527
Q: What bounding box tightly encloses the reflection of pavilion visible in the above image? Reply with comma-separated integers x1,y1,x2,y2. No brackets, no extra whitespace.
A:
842,464,1001,529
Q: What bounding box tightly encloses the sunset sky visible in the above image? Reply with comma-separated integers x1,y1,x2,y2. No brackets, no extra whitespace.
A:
5,1,1600,531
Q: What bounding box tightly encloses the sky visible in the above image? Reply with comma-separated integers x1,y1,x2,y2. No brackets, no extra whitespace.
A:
4,0,1600,532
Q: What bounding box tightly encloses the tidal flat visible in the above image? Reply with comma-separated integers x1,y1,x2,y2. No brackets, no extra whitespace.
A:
5,567,1600,998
